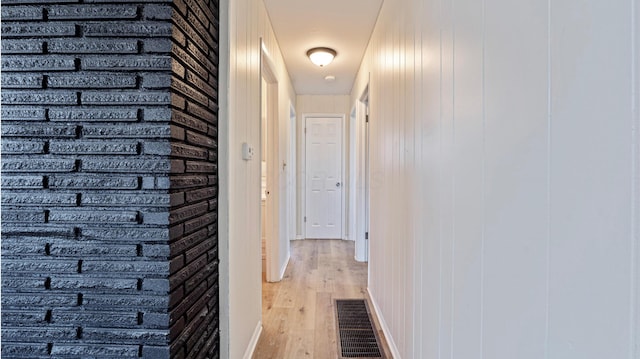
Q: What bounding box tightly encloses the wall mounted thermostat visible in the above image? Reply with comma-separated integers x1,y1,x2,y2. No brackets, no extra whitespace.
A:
242,142,255,161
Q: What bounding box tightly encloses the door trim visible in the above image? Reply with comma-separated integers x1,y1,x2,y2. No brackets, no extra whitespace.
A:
350,86,370,261
288,103,297,242
260,41,282,283
302,113,346,240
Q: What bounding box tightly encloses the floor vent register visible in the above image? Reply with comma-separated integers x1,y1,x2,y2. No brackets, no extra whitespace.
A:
335,299,384,358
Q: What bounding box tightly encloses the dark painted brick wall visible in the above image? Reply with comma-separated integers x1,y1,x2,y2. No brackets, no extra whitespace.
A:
167,0,219,358
1,1,219,358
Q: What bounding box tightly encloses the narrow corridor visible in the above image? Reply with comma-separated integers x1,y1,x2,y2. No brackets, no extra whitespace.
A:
253,240,390,358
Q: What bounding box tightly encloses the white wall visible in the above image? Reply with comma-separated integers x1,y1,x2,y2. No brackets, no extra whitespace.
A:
296,95,351,238
351,0,640,357
223,0,296,356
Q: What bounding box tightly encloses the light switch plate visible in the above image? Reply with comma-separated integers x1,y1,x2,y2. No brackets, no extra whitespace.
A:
242,142,254,160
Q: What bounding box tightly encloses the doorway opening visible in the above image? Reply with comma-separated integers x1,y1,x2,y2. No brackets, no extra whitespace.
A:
350,86,370,262
260,42,285,283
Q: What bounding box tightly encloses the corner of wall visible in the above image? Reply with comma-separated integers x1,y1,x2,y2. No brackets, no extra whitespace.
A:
167,0,220,356
217,0,231,357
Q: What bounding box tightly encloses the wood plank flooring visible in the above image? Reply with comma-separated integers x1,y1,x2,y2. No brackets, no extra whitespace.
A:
253,240,391,359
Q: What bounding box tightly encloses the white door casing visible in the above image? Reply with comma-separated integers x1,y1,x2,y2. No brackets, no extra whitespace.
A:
261,41,289,283
305,116,343,239
349,88,370,262
289,105,297,242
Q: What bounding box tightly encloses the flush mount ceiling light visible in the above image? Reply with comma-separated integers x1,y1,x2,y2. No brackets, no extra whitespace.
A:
307,47,337,67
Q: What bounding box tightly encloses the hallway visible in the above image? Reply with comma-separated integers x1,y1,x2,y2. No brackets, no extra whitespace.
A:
253,240,390,358
224,0,639,357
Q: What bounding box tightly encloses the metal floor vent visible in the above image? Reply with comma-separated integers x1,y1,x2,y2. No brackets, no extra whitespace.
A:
335,299,384,358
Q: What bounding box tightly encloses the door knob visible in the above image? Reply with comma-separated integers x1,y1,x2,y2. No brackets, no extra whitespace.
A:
336,182,341,187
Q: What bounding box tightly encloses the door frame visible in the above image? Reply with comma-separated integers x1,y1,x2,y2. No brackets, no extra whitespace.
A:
350,86,370,262
288,104,297,242
302,113,346,240
260,41,282,282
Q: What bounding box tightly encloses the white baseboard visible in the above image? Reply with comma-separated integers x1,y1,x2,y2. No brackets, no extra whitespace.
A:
279,252,290,279
367,289,401,359
295,235,304,240
242,321,262,359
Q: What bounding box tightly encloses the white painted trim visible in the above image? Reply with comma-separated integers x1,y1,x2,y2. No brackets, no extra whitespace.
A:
341,113,347,240
260,41,279,81
295,235,304,240
348,105,358,250
217,0,230,356
288,103,297,243
279,252,290,279
302,113,347,239
351,87,369,262
261,41,281,283
242,321,263,359
367,289,401,359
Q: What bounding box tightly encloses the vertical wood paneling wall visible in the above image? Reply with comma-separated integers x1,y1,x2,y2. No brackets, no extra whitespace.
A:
224,0,295,357
351,0,640,357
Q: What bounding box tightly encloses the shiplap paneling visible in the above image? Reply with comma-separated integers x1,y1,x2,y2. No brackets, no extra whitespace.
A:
351,0,639,358
548,2,634,358
225,0,296,357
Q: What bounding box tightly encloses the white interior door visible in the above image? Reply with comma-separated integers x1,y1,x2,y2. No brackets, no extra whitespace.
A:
305,116,343,239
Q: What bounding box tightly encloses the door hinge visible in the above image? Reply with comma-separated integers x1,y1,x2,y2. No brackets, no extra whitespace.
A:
365,114,369,123
365,232,369,240
304,216,307,222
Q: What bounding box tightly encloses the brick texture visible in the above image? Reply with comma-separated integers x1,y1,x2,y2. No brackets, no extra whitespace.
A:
0,1,219,358
167,0,220,357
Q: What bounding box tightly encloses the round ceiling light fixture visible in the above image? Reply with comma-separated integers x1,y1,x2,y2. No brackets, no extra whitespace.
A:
307,47,337,67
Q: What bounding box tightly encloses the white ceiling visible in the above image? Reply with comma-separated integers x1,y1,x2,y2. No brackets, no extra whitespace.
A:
263,0,383,95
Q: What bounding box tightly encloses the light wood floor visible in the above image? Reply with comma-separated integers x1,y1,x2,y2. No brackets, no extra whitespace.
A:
253,239,391,359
